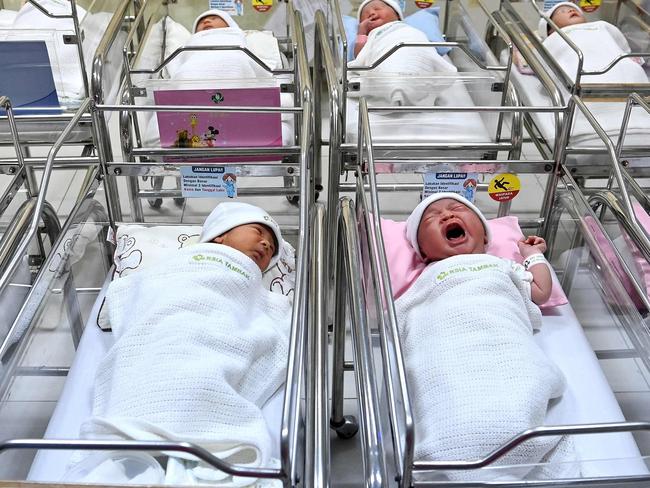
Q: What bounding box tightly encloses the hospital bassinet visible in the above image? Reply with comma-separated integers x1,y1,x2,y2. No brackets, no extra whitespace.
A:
327,96,650,486
0,67,321,484
0,0,133,144
0,0,327,480
485,0,650,167
314,0,530,254
0,0,143,328
113,0,313,220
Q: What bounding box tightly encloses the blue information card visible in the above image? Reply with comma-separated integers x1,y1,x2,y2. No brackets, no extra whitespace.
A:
180,166,238,198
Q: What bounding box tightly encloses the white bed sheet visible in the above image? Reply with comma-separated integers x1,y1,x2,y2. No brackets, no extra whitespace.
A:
345,77,492,144
27,271,285,483
508,59,650,149
537,303,647,477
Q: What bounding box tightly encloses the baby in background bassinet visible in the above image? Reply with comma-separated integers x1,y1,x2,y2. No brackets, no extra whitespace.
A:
74,202,291,485
348,0,457,105
395,193,577,480
165,9,271,80
539,2,647,84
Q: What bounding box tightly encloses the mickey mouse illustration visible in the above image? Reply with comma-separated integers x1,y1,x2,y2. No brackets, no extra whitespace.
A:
203,126,219,147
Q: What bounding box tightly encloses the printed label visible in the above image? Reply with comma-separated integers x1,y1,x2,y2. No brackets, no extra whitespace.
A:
423,171,479,202
436,263,499,282
488,173,520,202
180,165,238,198
252,0,272,12
191,253,250,279
415,0,435,8
208,0,241,15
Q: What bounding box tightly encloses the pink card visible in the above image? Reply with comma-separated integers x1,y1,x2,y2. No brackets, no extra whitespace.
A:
154,87,283,162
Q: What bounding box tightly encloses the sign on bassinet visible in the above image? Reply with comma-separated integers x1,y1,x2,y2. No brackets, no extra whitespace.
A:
180,165,238,199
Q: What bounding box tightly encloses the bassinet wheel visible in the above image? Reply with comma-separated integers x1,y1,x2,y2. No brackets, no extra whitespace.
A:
331,415,359,439
148,198,163,209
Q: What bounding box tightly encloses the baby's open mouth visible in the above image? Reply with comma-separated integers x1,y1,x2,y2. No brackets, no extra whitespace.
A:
445,222,466,242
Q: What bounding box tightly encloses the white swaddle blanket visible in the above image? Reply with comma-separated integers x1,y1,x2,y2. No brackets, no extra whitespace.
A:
78,244,291,486
167,28,270,80
542,22,649,140
542,21,647,85
348,21,457,105
395,254,576,480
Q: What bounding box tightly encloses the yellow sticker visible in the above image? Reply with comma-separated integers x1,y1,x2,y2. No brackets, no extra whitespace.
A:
252,0,272,12
415,0,435,7
488,173,521,202
578,0,600,12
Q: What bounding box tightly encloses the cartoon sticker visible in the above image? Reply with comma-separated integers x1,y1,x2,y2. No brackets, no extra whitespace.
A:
488,173,520,202
180,166,238,198
578,0,600,12
252,0,272,12
423,171,479,202
415,0,435,8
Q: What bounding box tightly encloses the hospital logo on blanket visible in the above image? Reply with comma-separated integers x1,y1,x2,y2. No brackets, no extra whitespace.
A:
192,253,251,279
436,263,499,282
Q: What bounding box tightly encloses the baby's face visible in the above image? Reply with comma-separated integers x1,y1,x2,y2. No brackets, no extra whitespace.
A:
213,223,277,271
360,0,400,33
550,6,586,30
196,15,229,32
417,198,486,262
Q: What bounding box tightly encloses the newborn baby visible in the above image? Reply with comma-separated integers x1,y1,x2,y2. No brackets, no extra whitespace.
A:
78,202,291,484
348,0,457,105
199,201,280,272
539,2,647,84
167,9,269,80
395,193,575,479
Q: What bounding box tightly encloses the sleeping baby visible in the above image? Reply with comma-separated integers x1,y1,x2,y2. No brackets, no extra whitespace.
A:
395,193,577,480
539,2,647,84
78,202,291,484
166,9,270,80
348,0,457,105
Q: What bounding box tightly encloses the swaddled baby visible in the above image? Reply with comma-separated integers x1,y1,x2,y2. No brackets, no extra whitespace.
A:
395,193,576,480
539,2,647,84
348,0,457,105
78,202,291,485
166,9,270,80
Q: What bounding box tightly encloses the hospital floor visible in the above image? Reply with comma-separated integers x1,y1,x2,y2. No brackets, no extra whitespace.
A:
1,144,650,484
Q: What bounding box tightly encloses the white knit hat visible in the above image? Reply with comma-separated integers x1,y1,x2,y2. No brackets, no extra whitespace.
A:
192,9,239,33
199,202,283,271
537,2,582,40
357,0,404,21
405,192,491,259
